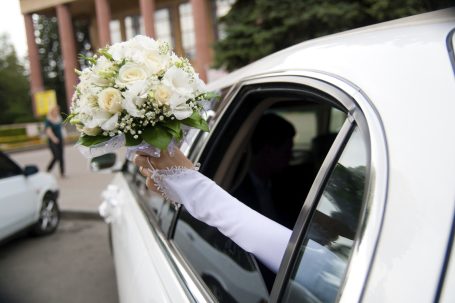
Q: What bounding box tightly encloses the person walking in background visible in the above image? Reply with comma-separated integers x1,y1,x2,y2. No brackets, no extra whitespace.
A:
45,105,65,177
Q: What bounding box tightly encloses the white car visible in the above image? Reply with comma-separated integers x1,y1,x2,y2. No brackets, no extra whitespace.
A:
97,9,455,303
0,151,60,242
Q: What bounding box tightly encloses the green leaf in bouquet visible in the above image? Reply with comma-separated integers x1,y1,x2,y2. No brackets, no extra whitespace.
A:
162,120,183,140
124,133,143,146
78,54,97,65
181,111,209,132
98,48,114,62
63,112,77,124
78,134,111,147
142,126,173,150
197,91,221,102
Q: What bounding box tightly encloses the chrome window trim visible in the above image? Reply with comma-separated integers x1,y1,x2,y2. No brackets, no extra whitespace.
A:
446,27,455,74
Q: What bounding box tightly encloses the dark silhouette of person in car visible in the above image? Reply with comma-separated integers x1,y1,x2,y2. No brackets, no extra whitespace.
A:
233,113,295,223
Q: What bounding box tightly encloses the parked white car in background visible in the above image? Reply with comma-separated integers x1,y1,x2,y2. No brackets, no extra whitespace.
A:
96,9,455,303
0,151,60,242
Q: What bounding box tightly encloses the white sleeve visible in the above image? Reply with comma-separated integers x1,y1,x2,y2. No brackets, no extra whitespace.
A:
152,168,292,273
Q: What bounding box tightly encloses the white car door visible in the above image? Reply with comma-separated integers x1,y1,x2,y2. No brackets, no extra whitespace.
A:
0,153,36,240
107,172,191,303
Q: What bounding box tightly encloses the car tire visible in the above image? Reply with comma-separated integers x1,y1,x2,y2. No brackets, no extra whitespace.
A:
32,193,60,236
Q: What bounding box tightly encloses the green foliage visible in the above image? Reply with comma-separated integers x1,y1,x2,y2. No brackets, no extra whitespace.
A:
142,126,173,150
162,120,183,141
182,112,209,132
214,0,453,71
124,133,142,146
0,34,33,124
77,134,111,147
0,127,27,137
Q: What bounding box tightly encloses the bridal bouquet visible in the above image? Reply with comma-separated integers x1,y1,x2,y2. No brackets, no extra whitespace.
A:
67,35,215,157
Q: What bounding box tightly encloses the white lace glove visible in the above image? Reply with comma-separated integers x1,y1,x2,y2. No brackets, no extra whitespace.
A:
151,168,292,273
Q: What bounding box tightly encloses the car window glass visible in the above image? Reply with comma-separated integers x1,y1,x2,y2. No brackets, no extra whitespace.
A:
281,127,367,303
158,201,176,233
122,160,171,231
173,209,269,303
276,109,317,151
0,153,22,179
173,84,349,302
330,108,346,133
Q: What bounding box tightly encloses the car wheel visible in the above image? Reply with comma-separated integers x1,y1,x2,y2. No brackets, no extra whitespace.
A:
33,193,60,236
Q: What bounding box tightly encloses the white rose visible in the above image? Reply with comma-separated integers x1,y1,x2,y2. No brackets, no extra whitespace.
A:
101,113,119,131
132,35,158,50
122,89,145,118
82,126,101,136
143,50,169,74
169,94,192,120
98,88,123,114
154,85,171,106
84,110,111,128
79,94,98,110
116,62,149,87
108,42,127,61
162,66,194,98
193,76,207,93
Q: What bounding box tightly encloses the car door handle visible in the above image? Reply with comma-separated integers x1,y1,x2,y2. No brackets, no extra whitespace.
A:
99,185,122,223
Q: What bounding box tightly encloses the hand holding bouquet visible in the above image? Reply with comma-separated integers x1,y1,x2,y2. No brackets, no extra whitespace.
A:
68,35,215,157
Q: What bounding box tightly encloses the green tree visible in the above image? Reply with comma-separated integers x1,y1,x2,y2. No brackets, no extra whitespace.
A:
214,0,453,71
0,34,33,124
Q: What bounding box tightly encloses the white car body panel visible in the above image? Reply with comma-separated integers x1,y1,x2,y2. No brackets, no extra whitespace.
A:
109,9,455,302
0,175,36,239
109,174,191,303
207,9,455,302
0,171,59,240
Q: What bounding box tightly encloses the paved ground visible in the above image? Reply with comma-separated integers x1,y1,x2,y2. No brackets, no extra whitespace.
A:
0,218,119,303
9,145,125,212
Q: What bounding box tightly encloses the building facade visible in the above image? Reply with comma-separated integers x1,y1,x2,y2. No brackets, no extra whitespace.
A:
20,0,232,111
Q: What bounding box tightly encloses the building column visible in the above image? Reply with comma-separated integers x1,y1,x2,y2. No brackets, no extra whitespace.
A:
170,4,183,57
56,4,78,110
95,0,112,46
190,0,211,82
139,0,156,38
89,18,100,50
119,17,127,41
23,14,44,115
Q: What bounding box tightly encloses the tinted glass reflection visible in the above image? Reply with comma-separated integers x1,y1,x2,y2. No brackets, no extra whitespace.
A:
174,209,269,303
0,153,22,179
282,127,367,303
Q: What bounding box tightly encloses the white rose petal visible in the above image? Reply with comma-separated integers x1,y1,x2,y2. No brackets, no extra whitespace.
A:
193,76,207,93
169,94,192,120
132,35,158,51
101,113,119,131
84,111,111,128
154,85,171,106
122,92,144,118
127,79,152,100
162,66,194,98
98,88,123,114
116,62,148,87
82,126,101,136
108,42,127,61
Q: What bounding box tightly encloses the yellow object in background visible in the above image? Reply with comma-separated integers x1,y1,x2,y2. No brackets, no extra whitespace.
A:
34,90,57,116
